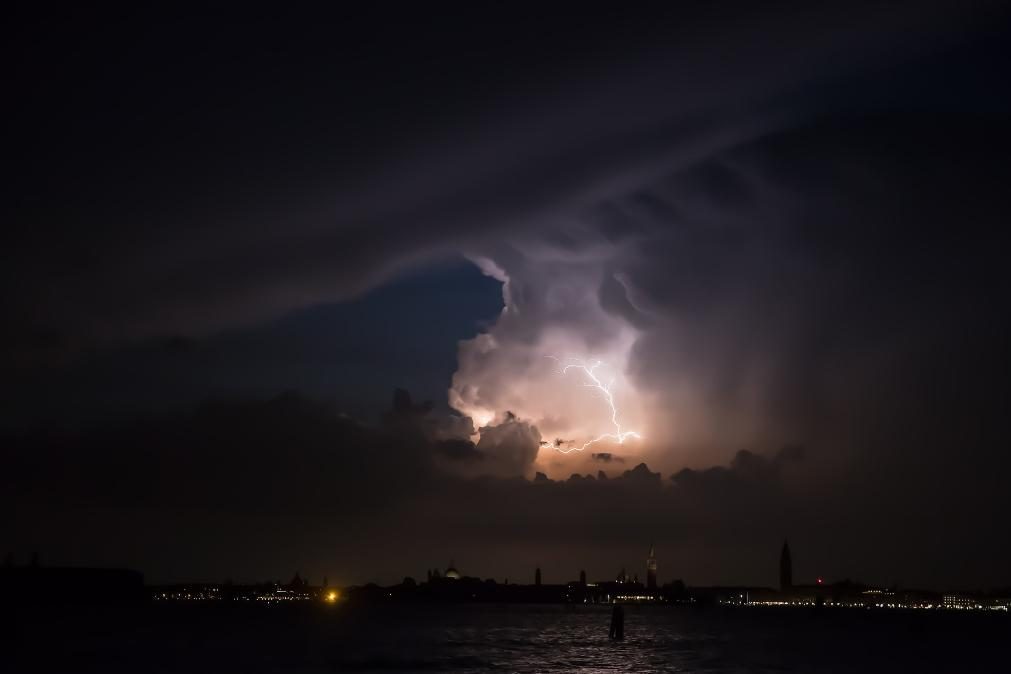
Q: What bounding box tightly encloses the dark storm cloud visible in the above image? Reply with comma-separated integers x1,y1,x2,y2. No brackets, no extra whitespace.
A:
618,116,1011,468
0,391,808,583
672,447,804,493
5,390,1006,589
5,4,1011,588
4,3,996,359
3,393,432,514
590,452,624,464
436,438,484,463
473,413,542,475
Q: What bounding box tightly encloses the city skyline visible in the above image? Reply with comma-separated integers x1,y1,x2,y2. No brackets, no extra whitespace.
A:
8,537,1007,599
8,537,1007,614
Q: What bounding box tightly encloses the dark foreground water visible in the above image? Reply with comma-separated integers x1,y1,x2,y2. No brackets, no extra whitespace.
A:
4,603,1007,672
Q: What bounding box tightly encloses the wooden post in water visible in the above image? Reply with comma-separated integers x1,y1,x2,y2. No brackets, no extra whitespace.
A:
609,604,625,640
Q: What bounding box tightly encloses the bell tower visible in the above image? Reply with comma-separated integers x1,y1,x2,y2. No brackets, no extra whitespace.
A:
646,543,657,589
779,539,793,591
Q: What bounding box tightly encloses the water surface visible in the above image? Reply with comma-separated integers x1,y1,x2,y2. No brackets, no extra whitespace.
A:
7,603,1006,672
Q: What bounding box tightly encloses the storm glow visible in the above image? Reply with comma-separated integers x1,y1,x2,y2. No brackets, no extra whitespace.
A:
545,356,642,453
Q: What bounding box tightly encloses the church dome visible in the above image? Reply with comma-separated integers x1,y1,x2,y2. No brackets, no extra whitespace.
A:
445,563,461,580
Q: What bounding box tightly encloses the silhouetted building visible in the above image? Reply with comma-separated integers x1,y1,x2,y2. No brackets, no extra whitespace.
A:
535,567,542,586
780,540,793,591
445,561,461,580
579,569,586,586
646,543,657,589
578,575,653,604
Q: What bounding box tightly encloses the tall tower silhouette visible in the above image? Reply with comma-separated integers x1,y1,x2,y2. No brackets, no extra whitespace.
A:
646,543,657,589
779,540,792,591
535,567,542,586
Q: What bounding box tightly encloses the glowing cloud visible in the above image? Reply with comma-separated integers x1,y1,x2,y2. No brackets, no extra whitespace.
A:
449,248,652,476
545,356,642,453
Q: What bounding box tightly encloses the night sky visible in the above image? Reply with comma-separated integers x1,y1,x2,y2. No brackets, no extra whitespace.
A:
5,5,1011,590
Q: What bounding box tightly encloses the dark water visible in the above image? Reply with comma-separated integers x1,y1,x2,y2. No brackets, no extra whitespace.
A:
5,603,1007,672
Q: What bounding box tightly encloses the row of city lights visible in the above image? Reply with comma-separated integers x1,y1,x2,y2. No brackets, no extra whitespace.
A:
154,589,339,603
729,599,1009,612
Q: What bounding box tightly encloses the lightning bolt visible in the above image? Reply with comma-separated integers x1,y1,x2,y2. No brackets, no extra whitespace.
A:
546,356,642,453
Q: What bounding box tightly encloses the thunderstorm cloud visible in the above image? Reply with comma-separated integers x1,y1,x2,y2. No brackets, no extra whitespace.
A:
4,5,1011,588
